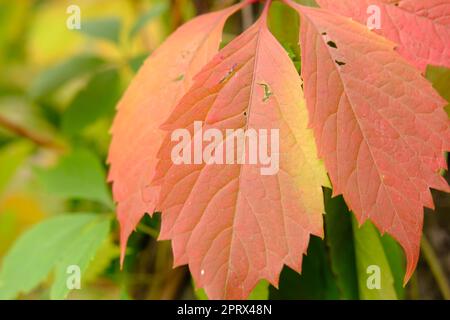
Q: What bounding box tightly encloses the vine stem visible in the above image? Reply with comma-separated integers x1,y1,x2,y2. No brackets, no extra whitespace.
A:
421,235,450,299
0,113,64,151
241,4,254,29
137,224,160,238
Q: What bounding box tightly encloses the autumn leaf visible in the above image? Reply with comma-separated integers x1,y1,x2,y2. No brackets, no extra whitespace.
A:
286,0,450,282
107,2,248,261
316,0,450,71
152,2,329,299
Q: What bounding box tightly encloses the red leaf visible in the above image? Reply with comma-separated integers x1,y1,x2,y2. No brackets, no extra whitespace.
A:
153,3,329,299
107,3,245,262
316,0,450,71
287,1,450,282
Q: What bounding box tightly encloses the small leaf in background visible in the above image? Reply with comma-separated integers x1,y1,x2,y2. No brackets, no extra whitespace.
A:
352,217,398,300
323,188,359,300
268,1,300,66
0,194,46,255
296,0,318,6
0,140,33,195
426,65,450,116
78,17,122,44
380,235,406,299
62,69,121,136
194,280,269,300
81,236,120,284
0,213,110,299
193,286,208,300
128,53,149,73
248,281,270,300
129,2,168,39
37,148,113,208
28,54,105,100
0,97,56,141
50,216,110,299
270,237,340,300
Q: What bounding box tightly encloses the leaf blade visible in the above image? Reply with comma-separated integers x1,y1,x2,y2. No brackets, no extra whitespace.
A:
0,214,110,299
290,2,450,283
108,3,248,262
154,15,329,300
316,0,450,71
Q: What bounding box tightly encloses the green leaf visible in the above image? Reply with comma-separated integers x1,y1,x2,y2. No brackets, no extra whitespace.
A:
81,236,119,283
50,217,110,299
194,280,269,300
78,17,122,44
129,2,168,39
62,69,120,135
352,217,398,299
324,188,359,299
0,213,110,299
380,234,406,299
426,65,450,103
28,54,105,100
193,286,208,300
268,1,300,68
269,237,340,299
0,140,33,195
426,65,450,117
248,280,269,300
129,53,148,73
37,148,113,208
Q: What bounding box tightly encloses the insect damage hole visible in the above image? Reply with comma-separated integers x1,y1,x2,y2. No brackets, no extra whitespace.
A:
258,82,273,102
174,74,184,82
219,63,238,84
327,40,338,49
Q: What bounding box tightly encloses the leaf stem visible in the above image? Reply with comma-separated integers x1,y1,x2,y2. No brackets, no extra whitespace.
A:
241,4,254,29
137,224,159,238
421,235,450,299
0,114,64,152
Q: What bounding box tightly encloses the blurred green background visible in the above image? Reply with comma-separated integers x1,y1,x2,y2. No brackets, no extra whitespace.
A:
0,0,448,300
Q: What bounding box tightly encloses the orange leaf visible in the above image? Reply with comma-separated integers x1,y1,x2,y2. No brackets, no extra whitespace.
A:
108,3,246,262
316,0,450,71
287,1,450,282
153,3,329,299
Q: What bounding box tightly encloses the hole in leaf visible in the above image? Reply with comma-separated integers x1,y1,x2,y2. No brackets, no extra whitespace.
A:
258,82,273,102
335,60,346,66
219,63,238,84
327,41,337,49
174,74,184,82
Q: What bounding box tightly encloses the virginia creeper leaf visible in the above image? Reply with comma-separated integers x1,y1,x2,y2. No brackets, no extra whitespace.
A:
153,6,329,300
316,0,450,71
107,2,247,261
288,2,450,283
